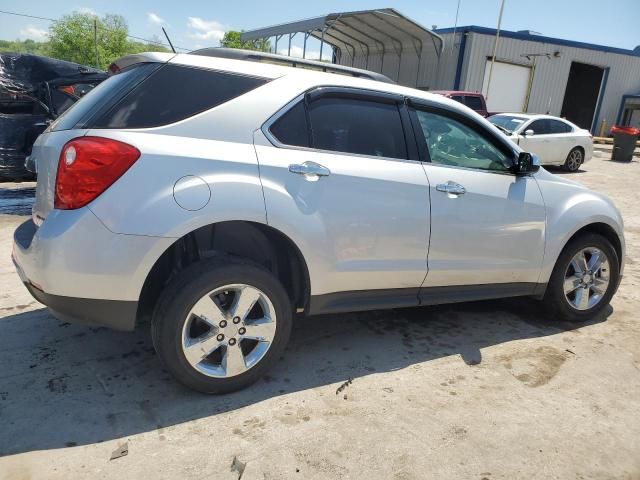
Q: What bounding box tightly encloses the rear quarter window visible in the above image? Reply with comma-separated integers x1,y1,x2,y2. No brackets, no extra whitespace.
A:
92,64,268,129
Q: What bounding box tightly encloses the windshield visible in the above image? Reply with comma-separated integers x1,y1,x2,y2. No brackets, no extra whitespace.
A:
488,115,527,133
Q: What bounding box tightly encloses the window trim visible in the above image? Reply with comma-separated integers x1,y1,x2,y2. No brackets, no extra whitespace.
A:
407,97,520,175
262,86,421,163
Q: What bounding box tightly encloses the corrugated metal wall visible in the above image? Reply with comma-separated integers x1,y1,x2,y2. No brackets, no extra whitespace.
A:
335,31,459,90
459,32,640,131
337,27,640,132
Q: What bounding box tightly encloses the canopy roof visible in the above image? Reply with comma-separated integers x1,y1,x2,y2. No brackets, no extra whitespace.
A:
240,8,443,59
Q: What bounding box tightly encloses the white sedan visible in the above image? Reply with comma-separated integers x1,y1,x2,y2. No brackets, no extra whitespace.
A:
489,114,593,172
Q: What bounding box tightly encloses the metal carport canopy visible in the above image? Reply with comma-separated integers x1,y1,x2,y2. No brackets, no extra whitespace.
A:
240,8,443,75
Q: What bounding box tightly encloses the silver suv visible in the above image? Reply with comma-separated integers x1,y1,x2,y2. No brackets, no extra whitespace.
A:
12,50,625,393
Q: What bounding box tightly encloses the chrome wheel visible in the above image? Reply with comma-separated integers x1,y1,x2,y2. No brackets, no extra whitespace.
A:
563,247,610,310
181,284,277,378
565,149,582,171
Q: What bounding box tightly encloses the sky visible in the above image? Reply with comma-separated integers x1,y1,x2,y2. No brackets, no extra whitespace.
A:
1,0,639,58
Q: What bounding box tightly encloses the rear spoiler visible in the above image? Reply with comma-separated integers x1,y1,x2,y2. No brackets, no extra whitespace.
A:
108,52,176,74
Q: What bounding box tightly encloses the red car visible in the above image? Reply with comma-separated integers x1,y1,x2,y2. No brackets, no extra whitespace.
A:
430,90,489,117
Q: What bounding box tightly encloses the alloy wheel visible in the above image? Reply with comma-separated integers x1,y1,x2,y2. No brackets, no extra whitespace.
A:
181,284,277,378
563,247,610,310
566,150,582,171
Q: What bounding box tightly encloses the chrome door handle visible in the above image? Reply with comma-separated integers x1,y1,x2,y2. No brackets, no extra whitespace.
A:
436,181,466,195
289,161,331,178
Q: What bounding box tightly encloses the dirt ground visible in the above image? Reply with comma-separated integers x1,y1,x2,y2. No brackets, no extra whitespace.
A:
0,149,639,480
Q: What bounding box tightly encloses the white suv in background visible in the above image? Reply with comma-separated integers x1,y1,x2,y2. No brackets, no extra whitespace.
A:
13,50,624,393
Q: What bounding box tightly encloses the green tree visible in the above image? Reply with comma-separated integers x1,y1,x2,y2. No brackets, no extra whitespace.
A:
0,39,49,56
47,12,169,70
220,31,271,52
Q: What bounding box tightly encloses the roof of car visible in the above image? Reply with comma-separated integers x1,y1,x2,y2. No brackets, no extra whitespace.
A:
113,51,477,118
493,113,571,121
431,90,483,96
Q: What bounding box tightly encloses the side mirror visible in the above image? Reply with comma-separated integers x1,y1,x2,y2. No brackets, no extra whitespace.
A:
515,152,540,174
524,129,534,136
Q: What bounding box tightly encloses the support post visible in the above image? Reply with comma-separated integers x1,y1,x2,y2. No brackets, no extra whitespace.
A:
486,0,506,102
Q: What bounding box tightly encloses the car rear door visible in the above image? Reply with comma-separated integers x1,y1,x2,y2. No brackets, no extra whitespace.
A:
408,101,546,295
254,88,430,311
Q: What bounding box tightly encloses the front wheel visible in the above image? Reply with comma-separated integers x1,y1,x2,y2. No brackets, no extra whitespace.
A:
152,258,292,394
563,148,583,172
543,233,619,322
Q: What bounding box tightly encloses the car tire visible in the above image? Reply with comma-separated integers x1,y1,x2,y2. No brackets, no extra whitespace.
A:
563,148,583,172
543,233,619,322
151,256,292,394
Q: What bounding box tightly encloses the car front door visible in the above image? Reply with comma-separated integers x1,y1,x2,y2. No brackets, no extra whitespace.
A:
545,119,575,164
254,88,430,311
409,103,546,296
517,119,556,164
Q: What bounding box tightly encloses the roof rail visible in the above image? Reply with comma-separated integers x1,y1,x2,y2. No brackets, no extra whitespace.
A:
189,48,394,84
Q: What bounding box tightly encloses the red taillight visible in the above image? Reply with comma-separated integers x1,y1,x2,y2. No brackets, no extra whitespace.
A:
55,137,140,210
59,85,75,95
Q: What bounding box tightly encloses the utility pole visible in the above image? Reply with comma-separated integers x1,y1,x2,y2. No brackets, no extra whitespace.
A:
94,18,99,69
485,0,505,103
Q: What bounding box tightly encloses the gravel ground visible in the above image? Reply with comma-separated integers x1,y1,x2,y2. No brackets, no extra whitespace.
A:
0,151,639,479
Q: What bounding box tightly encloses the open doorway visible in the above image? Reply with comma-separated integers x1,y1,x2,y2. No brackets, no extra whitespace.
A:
560,62,605,131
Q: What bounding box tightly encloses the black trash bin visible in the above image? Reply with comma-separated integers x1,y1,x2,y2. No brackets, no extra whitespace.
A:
610,126,640,162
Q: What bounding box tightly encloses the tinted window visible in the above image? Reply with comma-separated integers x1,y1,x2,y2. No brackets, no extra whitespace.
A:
464,95,483,111
307,97,407,159
51,63,160,131
93,64,268,129
270,101,309,147
415,110,512,171
547,119,572,134
450,95,465,104
528,119,549,135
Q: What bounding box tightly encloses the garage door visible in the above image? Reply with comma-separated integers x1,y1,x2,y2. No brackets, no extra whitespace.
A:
481,60,531,113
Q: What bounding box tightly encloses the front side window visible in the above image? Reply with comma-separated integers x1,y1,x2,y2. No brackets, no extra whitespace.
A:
527,119,549,135
414,110,512,171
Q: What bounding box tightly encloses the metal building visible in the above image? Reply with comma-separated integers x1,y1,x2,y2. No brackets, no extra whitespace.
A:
241,9,640,133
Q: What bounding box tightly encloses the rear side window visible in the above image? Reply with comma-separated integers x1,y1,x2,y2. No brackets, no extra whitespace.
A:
464,95,483,111
93,64,268,129
547,119,572,134
270,102,310,147
51,63,160,131
307,97,407,159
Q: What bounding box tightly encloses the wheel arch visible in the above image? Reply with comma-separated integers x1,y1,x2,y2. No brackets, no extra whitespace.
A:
564,222,622,268
137,220,311,325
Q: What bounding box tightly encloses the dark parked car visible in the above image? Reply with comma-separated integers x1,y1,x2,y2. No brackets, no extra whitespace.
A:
0,53,107,180
430,90,490,117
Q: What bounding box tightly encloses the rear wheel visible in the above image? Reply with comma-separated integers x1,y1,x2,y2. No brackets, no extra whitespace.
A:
563,148,583,172
543,233,619,322
152,257,292,393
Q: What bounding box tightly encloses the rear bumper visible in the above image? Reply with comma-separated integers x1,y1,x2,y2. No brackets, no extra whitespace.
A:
19,271,138,331
12,210,174,331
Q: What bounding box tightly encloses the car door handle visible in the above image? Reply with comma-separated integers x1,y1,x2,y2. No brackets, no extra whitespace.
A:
289,161,331,178
436,181,466,195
